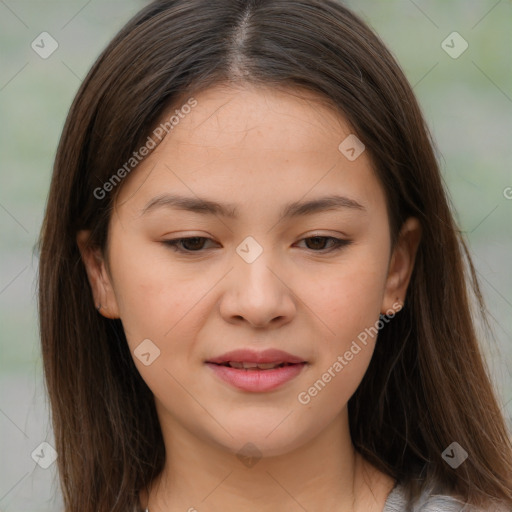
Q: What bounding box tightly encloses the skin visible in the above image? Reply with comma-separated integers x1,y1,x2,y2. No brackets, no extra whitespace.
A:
77,83,421,512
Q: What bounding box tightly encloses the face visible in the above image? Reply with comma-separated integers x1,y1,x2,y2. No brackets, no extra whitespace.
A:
78,84,420,458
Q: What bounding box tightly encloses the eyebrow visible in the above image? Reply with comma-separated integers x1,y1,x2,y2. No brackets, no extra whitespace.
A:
140,193,366,219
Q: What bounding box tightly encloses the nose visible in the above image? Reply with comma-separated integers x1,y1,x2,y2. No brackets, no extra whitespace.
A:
219,247,297,329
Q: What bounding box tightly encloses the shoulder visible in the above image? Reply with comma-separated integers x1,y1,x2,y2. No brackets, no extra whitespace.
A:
383,482,464,511
383,482,510,512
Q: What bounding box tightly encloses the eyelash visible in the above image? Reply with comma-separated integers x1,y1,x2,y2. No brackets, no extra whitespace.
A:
162,236,352,255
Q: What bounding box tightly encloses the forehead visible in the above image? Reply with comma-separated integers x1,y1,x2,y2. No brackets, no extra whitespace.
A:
163,84,347,154
114,84,385,218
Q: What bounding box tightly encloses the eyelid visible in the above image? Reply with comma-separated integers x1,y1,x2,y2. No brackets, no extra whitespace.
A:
162,234,352,255
296,235,352,253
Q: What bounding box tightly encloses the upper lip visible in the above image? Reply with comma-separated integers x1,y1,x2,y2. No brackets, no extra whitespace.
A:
206,348,306,365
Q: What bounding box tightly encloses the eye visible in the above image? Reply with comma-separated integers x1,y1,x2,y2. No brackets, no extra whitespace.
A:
162,235,351,254
163,237,216,253
295,236,352,252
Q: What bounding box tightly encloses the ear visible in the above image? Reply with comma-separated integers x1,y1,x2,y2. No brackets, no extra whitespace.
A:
381,217,422,315
76,230,120,319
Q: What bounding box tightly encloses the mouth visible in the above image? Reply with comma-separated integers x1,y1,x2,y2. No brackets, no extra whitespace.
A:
206,348,306,366
205,349,308,392
212,361,301,370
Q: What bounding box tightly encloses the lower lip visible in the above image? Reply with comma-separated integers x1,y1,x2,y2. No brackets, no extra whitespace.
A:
205,363,306,392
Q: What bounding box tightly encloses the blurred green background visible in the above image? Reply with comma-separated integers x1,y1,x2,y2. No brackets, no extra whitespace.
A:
0,0,511,510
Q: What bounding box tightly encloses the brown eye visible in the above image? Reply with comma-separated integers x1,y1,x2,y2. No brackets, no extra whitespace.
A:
163,237,215,252
162,236,351,255
298,236,351,252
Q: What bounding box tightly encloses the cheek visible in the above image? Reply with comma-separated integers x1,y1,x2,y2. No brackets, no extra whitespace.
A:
294,249,389,403
301,251,388,348
108,244,213,412
108,235,210,351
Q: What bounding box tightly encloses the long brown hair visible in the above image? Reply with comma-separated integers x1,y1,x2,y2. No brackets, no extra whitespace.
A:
37,0,512,510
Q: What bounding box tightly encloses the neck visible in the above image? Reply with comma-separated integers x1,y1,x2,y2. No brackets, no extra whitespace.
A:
140,406,395,512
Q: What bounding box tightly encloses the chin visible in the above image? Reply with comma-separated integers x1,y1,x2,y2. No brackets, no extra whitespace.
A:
208,420,316,460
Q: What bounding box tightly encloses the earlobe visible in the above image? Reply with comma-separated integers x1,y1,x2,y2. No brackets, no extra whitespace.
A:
380,217,422,315
76,230,120,319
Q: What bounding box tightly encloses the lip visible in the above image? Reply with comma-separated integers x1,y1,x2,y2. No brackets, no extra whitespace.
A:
206,362,307,392
205,348,307,392
206,348,305,365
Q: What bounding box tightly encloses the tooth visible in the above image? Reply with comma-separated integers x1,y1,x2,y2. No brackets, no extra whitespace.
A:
227,361,287,370
242,362,259,369
257,363,280,369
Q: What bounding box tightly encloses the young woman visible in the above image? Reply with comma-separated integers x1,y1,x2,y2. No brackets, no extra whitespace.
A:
37,0,512,511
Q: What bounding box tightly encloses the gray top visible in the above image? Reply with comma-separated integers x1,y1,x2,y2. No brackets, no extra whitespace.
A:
383,482,508,511
143,482,509,511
